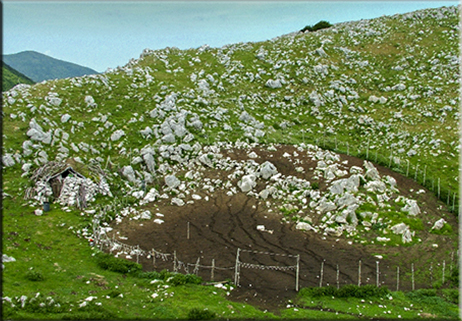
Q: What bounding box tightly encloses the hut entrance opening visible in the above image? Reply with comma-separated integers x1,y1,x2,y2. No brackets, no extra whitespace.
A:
48,167,85,199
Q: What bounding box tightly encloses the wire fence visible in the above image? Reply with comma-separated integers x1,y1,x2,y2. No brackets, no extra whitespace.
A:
92,225,458,292
261,132,459,214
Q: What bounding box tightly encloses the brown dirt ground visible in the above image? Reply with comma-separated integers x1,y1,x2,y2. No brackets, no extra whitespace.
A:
108,144,458,312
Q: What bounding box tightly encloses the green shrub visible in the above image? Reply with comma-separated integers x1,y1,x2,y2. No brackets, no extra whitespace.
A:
95,252,142,275
169,273,203,286
301,20,332,33
442,289,459,304
25,270,44,281
187,308,216,320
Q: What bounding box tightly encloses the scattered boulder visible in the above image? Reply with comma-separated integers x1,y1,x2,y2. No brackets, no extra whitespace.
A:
257,161,278,180
165,174,181,189
431,218,446,230
238,174,257,192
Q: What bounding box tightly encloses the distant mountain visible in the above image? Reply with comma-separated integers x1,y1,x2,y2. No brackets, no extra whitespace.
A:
3,50,98,82
2,62,35,91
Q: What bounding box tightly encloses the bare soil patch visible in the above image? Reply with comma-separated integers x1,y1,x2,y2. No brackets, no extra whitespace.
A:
108,144,457,312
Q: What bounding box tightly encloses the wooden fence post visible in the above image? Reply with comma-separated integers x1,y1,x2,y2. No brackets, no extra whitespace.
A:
173,251,177,272
358,260,362,286
187,222,190,240
194,257,200,275
396,266,399,291
211,259,215,281
336,264,340,289
415,164,419,180
442,260,446,284
152,249,156,266
319,260,324,288
376,261,380,287
438,178,441,199
234,248,240,286
406,160,410,176
296,254,300,292
411,263,415,291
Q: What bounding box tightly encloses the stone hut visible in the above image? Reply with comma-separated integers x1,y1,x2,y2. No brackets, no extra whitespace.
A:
25,160,112,209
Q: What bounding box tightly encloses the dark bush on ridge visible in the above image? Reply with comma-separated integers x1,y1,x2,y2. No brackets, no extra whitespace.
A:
95,252,142,275
300,284,390,298
301,20,332,32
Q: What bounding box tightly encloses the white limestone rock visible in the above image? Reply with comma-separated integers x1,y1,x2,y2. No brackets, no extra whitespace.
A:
2,154,15,167
265,79,282,89
401,199,420,216
111,129,125,141
257,161,278,180
61,114,71,123
165,174,181,189
296,222,317,232
431,218,447,230
171,197,185,206
238,174,257,192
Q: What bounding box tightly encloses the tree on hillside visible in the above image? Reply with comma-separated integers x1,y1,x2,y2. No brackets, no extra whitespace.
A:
301,20,332,33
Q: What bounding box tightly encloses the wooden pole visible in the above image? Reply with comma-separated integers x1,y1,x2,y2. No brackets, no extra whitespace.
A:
319,260,324,288
296,254,300,292
406,160,410,176
438,178,441,199
358,260,362,286
187,222,190,240
347,142,349,155
396,266,400,291
415,164,419,180
173,251,177,272
452,193,456,212
136,245,140,264
234,248,240,286
411,263,415,291
194,257,200,275
152,249,156,266
376,261,380,287
211,259,215,281
423,165,427,185
336,264,340,289
442,260,446,284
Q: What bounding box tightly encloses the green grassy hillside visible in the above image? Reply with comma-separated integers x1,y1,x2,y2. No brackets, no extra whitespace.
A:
2,5,459,319
2,62,35,91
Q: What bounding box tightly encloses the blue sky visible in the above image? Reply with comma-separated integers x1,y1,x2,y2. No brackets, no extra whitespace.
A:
3,1,458,72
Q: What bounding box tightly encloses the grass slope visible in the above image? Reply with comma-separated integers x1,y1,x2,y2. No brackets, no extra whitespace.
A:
2,5,460,319
2,62,35,91
3,50,99,82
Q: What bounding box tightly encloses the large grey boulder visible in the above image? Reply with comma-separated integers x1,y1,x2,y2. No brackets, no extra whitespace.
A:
2,154,15,167
431,218,446,230
143,153,156,173
364,161,380,181
111,129,125,141
401,199,420,216
258,161,278,180
165,174,181,189
238,174,257,192
364,180,386,193
122,166,137,183
61,114,71,123
265,79,282,89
